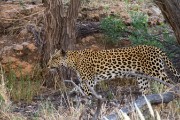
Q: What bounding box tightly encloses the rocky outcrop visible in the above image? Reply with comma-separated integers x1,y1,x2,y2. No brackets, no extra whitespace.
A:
1,42,39,77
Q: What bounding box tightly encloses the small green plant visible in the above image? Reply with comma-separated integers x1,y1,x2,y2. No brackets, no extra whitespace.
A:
19,0,26,10
100,16,126,44
130,11,148,30
5,64,42,103
130,11,148,35
106,91,114,100
151,82,165,94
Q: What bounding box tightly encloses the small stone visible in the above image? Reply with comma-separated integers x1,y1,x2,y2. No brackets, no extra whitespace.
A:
0,41,4,44
98,6,104,10
3,46,13,51
89,13,100,21
19,29,28,38
27,43,36,52
146,9,153,16
78,13,82,18
81,36,95,43
13,44,23,51
22,42,30,46
91,45,100,51
75,44,80,48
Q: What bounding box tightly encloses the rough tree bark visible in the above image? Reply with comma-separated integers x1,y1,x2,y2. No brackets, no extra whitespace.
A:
42,0,80,87
154,0,180,45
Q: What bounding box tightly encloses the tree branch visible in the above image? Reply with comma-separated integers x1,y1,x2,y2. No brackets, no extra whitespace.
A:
102,85,180,120
64,79,86,97
119,71,175,88
92,99,103,120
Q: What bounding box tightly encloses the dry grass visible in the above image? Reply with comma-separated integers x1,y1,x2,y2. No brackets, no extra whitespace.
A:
31,96,180,120
36,103,84,120
0,64,26,120
0,64,11,106
1,65,179,119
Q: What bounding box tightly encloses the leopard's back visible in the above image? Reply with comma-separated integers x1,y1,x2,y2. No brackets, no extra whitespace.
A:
76,45,179,82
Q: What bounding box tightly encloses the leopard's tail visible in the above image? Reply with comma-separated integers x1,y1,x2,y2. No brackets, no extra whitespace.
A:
161,52,180,83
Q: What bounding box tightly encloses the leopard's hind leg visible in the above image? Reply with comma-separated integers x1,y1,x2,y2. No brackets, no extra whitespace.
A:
137,77,150,94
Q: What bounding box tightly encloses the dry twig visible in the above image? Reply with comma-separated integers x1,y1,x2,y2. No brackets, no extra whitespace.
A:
64,79,86,97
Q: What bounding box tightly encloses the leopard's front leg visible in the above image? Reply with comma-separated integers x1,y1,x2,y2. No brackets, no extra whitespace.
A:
84,81,102,99
69,79,101,98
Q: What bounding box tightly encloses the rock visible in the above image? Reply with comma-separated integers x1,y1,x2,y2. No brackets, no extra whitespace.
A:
27,43,36,52
118,39,132,47
75,44,80,48
90,45,100,51
5,0,42,4
0,41,4,44
89,13,100,21
0,46,13,55
22,42,30,46
1,56,18,64
13,44,24,51
150,6,161,16
19,29,28,38
81,36,96,43
98,6,104,10
78,13,82,18
99,13,107,19
15,62,32,77
16,61,33,77
145,9,153,16
148,16,164,26
1,56,33,77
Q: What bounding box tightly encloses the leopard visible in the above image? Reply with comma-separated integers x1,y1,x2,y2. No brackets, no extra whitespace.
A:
47,45,180,96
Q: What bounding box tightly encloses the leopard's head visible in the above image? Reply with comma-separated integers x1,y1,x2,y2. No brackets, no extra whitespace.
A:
47,49,67,69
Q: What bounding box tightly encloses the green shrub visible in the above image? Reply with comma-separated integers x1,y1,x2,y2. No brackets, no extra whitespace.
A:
100,16,126,44
130,11,148,31
128,11,165,49
100,8,178,60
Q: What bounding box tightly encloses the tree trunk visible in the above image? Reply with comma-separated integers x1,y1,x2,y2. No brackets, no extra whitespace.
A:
42,0,80,87
154,0,180,45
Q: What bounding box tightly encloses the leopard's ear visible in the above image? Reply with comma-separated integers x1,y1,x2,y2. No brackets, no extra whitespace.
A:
53,49,61,57
61,49,66,57
54,49,60,55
